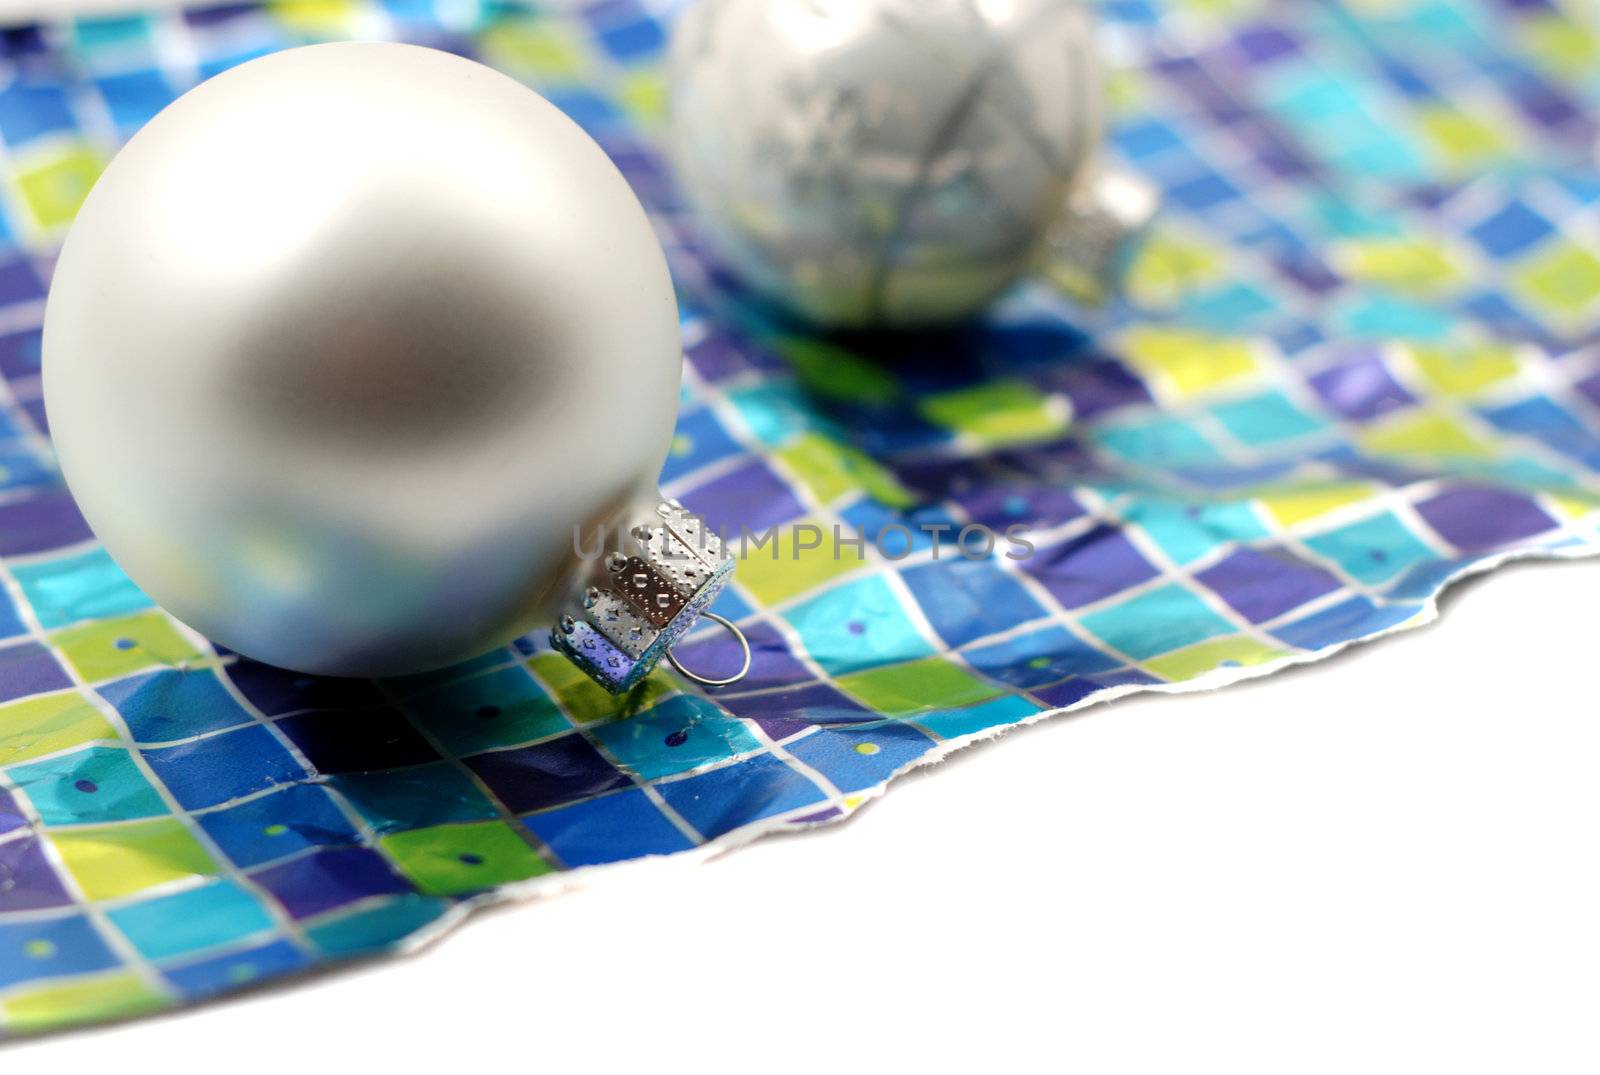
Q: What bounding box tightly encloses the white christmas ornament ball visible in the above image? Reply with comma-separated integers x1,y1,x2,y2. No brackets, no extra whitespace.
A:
43,43,682,677
667,0,1115,328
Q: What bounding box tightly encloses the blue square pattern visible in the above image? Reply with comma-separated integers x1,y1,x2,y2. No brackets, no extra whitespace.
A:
161,938,309,1000
783,573,937,677
198,784,360,870
901,557,1048,649
0,913,119,989
784,722,937,794
522,787,695,867
96,667,255,742
656,753,829,840
143,724,308,810
964,625,1122,690
106,878,276,962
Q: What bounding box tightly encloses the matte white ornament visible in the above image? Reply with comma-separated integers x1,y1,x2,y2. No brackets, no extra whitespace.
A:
666,0,1157,328
42,42,728,684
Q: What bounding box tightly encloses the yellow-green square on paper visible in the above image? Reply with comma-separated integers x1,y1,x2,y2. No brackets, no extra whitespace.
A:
732,515,865,607
1255,481,1378,529
1120,327,1260,398
50,817,219,902
0,971,166,1033
16,144,104,233
1337,237,1464,297
918,380,1070,445
1145,635,1289,682
1416,105,1512,169
50,611,202,683
526,652,672,725
1407,342,1519,397
0,690,116,767
775,432,915,509
479,17,586,78
836,657,1001,716
379,820,552,896
1358,410,1498,460
1511,241,1600,318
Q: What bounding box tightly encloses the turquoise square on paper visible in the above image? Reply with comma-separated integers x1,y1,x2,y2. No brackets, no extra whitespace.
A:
1303,512,1437,586
1095,415,1228,468
1210,390,1331,446
330,761,498,835
13,547,153,630
107,878,275,962
1079,584,1239,661
8,745,167,824
727,382,818,447
589,693,760,781
913,694,1042,740
783,573,936,676
1124,499,1270,566
406,666,568,757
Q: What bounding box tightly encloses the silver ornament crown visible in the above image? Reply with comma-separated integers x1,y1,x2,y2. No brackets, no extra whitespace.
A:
552,498,740,693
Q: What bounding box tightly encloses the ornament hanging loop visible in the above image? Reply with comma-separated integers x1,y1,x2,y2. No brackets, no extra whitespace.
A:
667,612,751,688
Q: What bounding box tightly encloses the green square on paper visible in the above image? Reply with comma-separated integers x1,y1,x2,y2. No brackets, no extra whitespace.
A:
16,144,104,233
50,611,203,683
0,691,116,767
1209,390,1330,447
526,652,671,725
918,380,1069,445
7,745,167,825
774,432,915,509
1078,583,1238,662
379,820,552,896
0,972,165,1034
1511,240,1600,318
836,657,1001,716
733,514,865,607
50,817,219,902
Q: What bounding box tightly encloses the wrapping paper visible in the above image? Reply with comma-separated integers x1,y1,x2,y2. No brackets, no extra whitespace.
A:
2,0,1600,1034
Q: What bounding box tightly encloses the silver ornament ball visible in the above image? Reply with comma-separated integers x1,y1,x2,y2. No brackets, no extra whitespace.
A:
666,0,1138,328
43,43,682,678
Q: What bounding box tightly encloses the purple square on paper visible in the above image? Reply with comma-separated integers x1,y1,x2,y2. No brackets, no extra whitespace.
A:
0,642,70,702
0,490,93,556
1053,355,1152,420
1196,546,1343,624
1023,524,1160,609
1308,347,1417,421
1414,486,1557,553
224,659,387,717
718,681,873,742
1233,23,1299,63
670,619,809,694
0,836,71,911
678,458,805,535
252,847,411,920
0,787,24,835
465,733,630,814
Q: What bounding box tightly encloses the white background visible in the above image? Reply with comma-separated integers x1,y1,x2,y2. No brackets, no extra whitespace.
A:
8,560,1600,1072
4,0,1600,1068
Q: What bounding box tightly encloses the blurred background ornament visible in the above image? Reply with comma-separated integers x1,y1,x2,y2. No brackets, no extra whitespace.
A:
43,42,736,688
665,0,1158,329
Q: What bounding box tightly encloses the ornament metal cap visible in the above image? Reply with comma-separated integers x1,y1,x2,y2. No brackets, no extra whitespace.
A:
551,498,747,694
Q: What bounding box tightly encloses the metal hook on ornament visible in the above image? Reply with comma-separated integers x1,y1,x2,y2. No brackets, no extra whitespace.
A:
667,612,751,688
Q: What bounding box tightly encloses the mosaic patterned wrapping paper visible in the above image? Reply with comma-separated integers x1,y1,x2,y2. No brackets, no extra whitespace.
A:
0,0,1598,1035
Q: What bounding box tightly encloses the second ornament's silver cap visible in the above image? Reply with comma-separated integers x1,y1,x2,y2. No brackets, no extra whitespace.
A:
551,498,739,693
